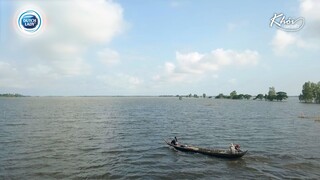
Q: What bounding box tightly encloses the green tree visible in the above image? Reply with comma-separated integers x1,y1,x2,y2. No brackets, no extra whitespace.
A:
230,90,237,99
237,94,244,99
299,94,303,102
254,94,264,100
302,81,314,103
244,94,252,100
267,87,276,101
203,93,206,98
315,82,320,103
215,93,224,99
311,82,318,101
276,91,288,101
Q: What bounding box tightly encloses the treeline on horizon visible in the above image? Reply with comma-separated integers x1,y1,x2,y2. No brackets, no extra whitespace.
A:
1,81,319,104
174,87,288,101
174,81,320,104
215,86,288,101
0,93,25,97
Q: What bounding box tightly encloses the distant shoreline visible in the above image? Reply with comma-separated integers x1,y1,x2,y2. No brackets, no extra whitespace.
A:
0,95,300,98
0,93,26,97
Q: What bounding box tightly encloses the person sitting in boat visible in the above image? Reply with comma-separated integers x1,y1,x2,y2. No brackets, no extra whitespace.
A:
229,143,236,154
235,144,241,152
171,137,178,145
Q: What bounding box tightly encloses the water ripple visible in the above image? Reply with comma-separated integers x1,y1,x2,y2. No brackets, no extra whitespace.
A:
0,97,319,179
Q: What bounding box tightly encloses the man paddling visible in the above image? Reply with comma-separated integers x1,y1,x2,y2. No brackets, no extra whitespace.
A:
171,137,178,145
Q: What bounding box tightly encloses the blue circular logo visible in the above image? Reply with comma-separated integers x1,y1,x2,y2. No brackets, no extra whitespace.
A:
18,10,42,34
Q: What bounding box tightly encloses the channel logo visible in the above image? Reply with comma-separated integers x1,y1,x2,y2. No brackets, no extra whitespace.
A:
17,10,42,34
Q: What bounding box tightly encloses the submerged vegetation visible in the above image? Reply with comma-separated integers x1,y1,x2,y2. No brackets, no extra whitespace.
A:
214,91,251,100
255,87,288,101
299,81,320,104
215,87,288,102
171,87,288,102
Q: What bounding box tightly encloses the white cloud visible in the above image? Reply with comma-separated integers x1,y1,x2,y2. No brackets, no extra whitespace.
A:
0,0,125,89
212,49,259,66
271,30,318,55
176,51,209,74
12,0,125,44
299,0,320,41
27,64,53,77
155,48,259,83
12,0,125,46
51,58,91,76
271,0,320,55
50,43,82,54
62,0,125,43
98,48,120,66
271,30,296,54
46,43,91,76
300,0,320,22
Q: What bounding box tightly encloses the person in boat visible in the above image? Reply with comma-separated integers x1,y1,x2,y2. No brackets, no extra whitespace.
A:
171,137,178,145
230,143,241,154
235,144,241,152
229,143,236,154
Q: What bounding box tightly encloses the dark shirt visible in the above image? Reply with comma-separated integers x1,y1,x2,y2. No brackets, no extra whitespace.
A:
171,139,176,145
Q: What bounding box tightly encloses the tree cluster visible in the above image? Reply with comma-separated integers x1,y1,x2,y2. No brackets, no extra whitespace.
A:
215,91,252,100
253,87,288,101
174,93,211,98
299,81,320,104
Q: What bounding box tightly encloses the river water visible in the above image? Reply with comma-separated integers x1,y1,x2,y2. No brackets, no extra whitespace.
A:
0,97,319,179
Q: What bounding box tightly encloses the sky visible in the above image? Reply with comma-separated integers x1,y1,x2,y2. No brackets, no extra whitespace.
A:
0,0,319,96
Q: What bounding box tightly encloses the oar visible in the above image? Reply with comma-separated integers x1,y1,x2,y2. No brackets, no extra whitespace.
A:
163,138,171,145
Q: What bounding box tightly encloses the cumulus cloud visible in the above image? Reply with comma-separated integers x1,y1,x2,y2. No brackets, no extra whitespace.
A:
154,48,259,83
98,48,120,66
0,0,125,89
300,0,320,23
12,0,125,44
271,0,320,55
271,30,296,54
299,0,320,41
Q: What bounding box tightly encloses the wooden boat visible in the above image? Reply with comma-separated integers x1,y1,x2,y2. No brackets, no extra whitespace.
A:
165,140,247,158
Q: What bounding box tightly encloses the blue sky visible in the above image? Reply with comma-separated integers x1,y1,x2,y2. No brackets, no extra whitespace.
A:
0,0,319,96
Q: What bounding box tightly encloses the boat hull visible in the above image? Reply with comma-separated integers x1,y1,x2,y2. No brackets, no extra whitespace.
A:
165,140,247,159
